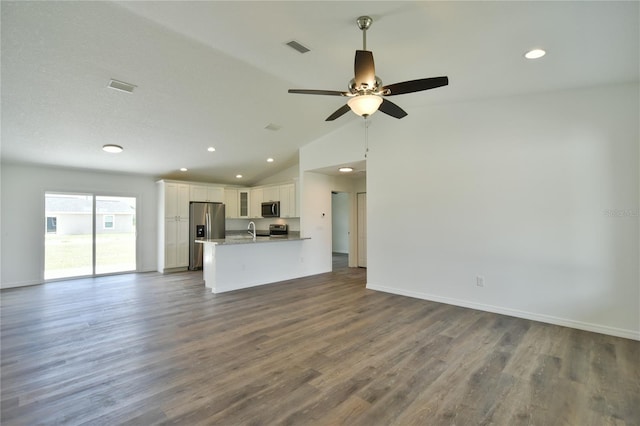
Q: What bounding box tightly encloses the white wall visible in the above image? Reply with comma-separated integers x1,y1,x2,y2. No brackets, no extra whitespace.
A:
0,163,158,288
332,192,350,254
299,82,639,340
299,120,367,273
253,164,299,186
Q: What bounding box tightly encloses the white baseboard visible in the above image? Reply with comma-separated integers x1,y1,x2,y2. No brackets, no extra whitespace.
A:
366,283,640,341
1,279,43,290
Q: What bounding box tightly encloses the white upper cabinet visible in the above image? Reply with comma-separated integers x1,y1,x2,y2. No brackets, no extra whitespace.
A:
279,183,296,218
224,188,238,218
190,185,224,203
262,186,280,203
165,182,190,219
226,188,251,218
238,190,250,218
250,188,263,218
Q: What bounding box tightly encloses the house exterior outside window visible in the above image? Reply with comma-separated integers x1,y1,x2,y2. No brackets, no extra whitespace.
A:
103,215,114,230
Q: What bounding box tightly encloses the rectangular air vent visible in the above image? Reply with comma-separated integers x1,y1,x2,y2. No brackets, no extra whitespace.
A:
107,79,137,93
286,40,310,54
264,123,282,131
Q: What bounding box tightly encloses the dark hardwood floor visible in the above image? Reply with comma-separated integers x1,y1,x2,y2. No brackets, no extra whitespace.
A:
1,262,638,425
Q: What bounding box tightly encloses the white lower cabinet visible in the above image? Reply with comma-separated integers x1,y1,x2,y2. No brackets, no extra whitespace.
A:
164,217,189,268
158,180,191,272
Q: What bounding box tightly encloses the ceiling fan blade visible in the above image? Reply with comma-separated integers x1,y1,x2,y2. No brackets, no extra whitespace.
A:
378,99,408,119
325,104,351,121
354,50,376,89
382,76,449,96
288,89,347,96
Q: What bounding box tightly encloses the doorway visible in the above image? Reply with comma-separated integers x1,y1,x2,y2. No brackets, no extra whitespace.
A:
44,192,137,280
357,192,367,268
331,192,350,270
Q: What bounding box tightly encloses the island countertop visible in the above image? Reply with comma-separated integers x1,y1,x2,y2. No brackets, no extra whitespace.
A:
196,232,310,293
195,232,309,246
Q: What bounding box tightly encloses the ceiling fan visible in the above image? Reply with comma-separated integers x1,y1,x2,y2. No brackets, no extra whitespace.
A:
288,16,449,121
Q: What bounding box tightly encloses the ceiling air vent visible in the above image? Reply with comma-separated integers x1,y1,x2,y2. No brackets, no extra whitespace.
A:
107,79,137,93
264,123,282,131
286,40,310,54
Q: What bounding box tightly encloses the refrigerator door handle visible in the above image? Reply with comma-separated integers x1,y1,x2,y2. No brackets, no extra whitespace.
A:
206,212,210,239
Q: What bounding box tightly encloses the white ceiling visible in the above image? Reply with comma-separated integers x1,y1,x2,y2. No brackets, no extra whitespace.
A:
2,1,638,185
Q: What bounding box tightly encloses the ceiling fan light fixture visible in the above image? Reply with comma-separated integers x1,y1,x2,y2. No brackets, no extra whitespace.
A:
347,95,382,117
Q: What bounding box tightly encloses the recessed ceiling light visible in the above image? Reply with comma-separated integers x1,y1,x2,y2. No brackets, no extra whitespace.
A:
207,147,216,152
102,144,123,153
267,158,274,163
236,174,243,179
180,168,188,172
524,48,546,59
339,167,354,173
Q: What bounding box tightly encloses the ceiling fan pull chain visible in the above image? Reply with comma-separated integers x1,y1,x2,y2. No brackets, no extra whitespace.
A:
364,116,369,158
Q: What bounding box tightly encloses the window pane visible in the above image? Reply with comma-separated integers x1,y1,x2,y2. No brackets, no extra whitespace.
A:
45,193,93,279
95,196,136,274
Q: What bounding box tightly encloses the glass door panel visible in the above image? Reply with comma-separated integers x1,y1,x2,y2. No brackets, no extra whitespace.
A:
44,193,93,280
95,196,136,275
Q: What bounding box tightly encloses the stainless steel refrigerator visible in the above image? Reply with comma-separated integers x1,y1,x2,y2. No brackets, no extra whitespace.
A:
189,202,225,270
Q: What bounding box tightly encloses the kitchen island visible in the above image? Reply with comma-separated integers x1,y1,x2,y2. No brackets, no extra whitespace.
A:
195,233,310,293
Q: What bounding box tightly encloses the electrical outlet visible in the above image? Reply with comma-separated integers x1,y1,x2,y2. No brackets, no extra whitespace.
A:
300,257,304,264
476,276,485,287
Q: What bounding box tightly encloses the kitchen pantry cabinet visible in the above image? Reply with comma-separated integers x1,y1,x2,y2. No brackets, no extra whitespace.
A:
158,181,190,272
190,185,224,203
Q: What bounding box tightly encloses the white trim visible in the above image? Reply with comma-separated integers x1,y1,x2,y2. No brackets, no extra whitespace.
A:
1,279,43,289
366,282,640,341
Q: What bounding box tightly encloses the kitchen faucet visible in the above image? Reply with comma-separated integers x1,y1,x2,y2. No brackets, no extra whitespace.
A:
247,221,256,241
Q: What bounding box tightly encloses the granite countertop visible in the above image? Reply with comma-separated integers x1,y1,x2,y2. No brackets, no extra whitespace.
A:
195,231,309,245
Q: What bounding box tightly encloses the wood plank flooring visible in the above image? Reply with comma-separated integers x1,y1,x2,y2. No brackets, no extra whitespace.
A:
1,264,638,425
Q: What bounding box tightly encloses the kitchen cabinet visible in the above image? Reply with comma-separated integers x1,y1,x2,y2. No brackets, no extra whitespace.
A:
263,186,280,203
250,188,263,218
165,182,190,219
238,189,250,218
158,181,190,272
225,188,250,219
164,216,189,269
279,183,296,218
190,185,224,203
224,188,238,218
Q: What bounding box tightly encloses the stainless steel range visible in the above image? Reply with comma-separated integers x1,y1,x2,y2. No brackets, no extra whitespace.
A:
269,224,288,237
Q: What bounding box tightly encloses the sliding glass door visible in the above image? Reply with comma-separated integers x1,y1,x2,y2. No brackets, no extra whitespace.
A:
45,192,136,280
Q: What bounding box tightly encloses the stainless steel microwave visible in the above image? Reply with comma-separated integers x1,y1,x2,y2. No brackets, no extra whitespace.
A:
261,201,280,217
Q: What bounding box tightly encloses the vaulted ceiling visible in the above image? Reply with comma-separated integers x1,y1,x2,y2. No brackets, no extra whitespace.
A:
2,1,638,184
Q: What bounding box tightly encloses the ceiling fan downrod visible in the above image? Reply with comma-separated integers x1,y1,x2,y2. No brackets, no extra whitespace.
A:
356,16,372,51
